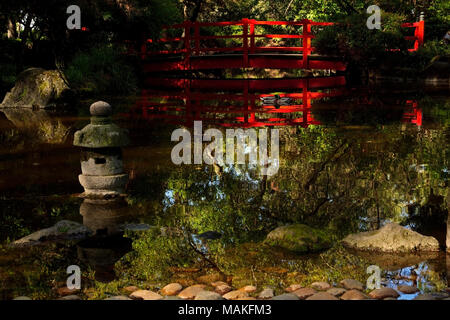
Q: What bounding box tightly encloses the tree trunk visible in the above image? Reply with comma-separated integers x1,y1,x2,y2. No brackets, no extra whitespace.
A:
7,19,17,39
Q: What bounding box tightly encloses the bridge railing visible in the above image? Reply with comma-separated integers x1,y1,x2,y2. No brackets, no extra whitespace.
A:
401,20,425,51
141,18,335,69
138,18,424,70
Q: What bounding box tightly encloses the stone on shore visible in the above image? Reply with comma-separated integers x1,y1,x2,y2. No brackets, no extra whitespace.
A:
258,288,274,299
291,288,317,299
211,281,228,287
271,293,299,300
397,285,419,294
163,296,183,300
178,285,206,299
285,284,302,292
161,283,183,296
413,293,437,300
342,223,440,252
123,286,139,294
194,291,224,300
13,296,32,300
340,279,364,291
222,290,248,300
368,287,400,299
326,288,347,297
239,285,257,293
265,224,333,253
104,295,132,300
215,284,232,295
311,281,331,291
130,290,163,300
57,295,81,300
340,289,369,300
306,292,339,300
56,287,80,296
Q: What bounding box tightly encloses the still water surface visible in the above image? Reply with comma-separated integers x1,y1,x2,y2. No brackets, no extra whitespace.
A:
0,78,448,299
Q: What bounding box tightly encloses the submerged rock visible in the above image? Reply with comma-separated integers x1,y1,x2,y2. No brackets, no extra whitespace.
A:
264,224,333,253
11,220,91,246
342,223,440,253
1,68,71,109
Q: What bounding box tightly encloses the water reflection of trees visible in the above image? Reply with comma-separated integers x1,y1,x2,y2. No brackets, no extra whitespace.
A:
119,118,449,286
129,122,448,240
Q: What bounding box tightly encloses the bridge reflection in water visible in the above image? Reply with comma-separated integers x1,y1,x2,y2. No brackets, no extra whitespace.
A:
128,76,422,128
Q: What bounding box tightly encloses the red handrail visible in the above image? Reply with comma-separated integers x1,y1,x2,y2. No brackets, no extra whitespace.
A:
401,20,425,51
140,18,334,69
137,18,425,69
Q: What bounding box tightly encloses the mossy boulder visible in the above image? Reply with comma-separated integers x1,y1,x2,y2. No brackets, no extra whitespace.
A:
264,224,334,253
342,223,440,253
0,68,71,109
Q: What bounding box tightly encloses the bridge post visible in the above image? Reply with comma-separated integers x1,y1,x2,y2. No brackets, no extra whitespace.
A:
242,18,249,67
415,20,425,51
184,21,191,70
249,19,255,54
302,19,311,69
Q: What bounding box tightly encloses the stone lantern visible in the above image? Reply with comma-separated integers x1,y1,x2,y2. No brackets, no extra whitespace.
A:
73,101,129,198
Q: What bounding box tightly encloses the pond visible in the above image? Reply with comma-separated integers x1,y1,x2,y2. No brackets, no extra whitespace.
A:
0,77,449,300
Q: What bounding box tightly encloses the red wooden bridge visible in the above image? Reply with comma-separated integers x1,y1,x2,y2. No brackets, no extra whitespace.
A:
137,18,425,72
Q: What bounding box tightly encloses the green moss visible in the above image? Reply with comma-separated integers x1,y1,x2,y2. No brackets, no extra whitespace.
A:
264,224,334,253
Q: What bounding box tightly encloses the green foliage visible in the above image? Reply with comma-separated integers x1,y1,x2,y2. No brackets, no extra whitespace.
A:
120,228,199,283
65,46,138,95
314,13,408,67
408,40,450,71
